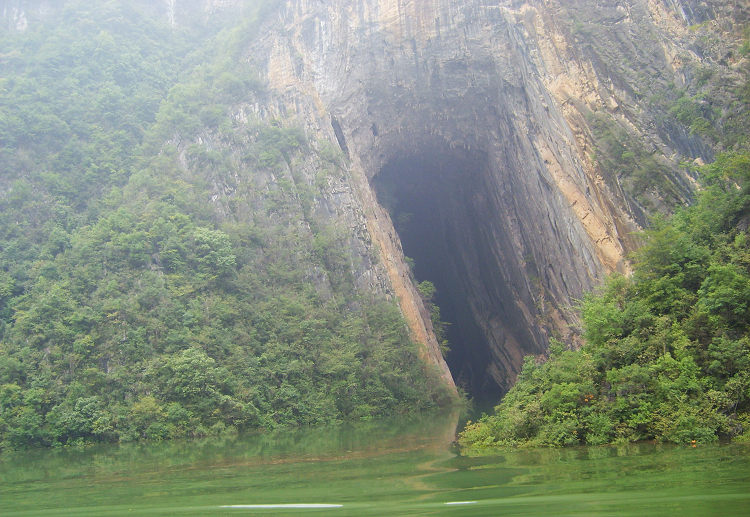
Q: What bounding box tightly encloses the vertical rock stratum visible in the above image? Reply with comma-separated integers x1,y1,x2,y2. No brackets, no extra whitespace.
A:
244,0,746,395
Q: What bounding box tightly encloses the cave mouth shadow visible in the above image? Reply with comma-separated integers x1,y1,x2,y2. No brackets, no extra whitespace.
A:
371,146,506,401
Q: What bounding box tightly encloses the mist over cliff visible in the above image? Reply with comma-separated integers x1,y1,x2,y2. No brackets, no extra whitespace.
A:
0,0,747,446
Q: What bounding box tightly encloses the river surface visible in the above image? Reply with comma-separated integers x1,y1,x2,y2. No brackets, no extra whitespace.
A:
2,410,749,516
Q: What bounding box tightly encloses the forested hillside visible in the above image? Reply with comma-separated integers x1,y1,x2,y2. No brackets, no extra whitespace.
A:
0,2,451,450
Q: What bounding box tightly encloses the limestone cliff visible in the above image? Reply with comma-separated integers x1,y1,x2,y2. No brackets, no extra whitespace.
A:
241,0,745,395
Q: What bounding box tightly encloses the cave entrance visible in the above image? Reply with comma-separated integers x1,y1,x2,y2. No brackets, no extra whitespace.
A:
371,147,506,400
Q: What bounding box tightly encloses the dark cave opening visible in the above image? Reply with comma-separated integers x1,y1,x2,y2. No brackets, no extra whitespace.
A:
371,147,508,400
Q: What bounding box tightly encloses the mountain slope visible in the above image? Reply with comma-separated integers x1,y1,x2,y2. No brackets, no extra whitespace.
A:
0,1,452,449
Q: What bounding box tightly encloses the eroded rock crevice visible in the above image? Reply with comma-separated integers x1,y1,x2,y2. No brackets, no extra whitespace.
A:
368,137,592,397
372,148,509,397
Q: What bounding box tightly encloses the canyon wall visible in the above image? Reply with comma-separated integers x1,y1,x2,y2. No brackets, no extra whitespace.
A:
245,0,745,393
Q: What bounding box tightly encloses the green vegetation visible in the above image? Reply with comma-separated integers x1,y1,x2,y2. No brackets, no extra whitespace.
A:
575,15,749,213
459,151,750,449
657,26,750,154
669,92,719,141
0,2,451,450
585,110,684,207
417,281,450,357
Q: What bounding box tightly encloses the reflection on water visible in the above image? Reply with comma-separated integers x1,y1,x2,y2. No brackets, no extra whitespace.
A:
2,409,749,516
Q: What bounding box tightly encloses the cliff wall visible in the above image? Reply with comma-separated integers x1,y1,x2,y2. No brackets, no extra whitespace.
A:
244,0,745,393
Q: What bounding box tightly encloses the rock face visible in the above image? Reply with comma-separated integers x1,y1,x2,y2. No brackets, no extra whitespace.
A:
244,0,745,395
4,0,743,396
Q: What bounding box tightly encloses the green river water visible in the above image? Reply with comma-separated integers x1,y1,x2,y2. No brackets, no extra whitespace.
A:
2,410,749,516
